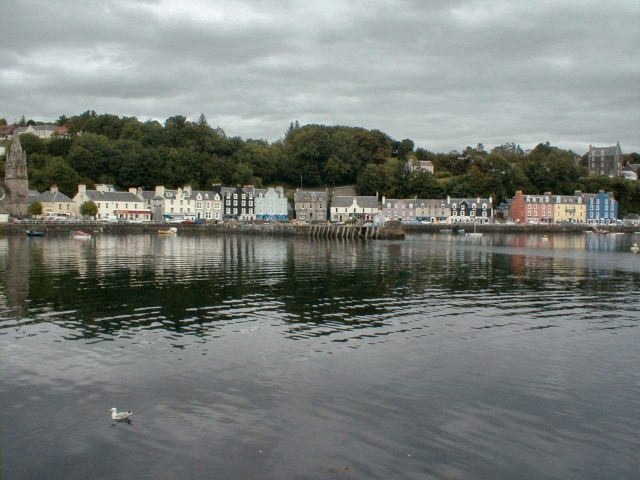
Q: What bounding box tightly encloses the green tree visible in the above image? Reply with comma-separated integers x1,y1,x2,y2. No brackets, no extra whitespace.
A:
30,156,80,195
408,171,445,198
29,201,43,217
80,200,98,217
19,133,47,155
197,113,209,126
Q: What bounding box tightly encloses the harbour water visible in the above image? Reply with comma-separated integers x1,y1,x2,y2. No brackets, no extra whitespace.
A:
1,232,639,479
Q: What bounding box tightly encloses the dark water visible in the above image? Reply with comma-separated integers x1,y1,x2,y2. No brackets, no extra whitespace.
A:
1,232,639,480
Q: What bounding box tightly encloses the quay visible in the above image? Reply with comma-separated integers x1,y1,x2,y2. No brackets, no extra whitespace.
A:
0,220,406,240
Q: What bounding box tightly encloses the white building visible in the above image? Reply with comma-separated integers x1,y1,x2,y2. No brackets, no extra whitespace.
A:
15,124,67,139
407,158,434,174
254,187,288,221
330,196,379,222
73,184,150,220
192,189,223,221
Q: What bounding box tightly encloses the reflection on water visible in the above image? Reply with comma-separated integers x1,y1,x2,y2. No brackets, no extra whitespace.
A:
1,233,639,480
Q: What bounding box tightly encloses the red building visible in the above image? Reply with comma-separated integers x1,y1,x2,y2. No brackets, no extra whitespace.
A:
510,191,554,224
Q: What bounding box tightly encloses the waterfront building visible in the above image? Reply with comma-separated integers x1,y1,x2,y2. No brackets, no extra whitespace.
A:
510,191,554,224
381,198,416,223
330,196,379,222
213,185,255,220
30,186,77,217
254,187,288,221
192,189,223,222
621,170,638,181
1,134,30,217
553,194,586,224
73,184,150,221
584,190,618,225
139,185,223,221
415,199,449,223
447,196,493,223
294,190,328,222
587,142,622,177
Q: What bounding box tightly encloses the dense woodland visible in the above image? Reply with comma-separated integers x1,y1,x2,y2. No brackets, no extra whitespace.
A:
1,112,639,215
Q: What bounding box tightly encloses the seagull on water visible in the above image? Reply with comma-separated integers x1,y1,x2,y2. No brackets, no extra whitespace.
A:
110,407,133,421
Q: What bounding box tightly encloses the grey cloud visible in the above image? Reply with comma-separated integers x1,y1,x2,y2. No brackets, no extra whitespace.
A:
1,0,638,152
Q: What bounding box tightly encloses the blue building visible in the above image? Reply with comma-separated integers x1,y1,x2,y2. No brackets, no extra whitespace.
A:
585,190,618,225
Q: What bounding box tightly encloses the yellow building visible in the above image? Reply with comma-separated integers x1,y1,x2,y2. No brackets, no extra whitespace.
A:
30,186,77,217
553,194,586,223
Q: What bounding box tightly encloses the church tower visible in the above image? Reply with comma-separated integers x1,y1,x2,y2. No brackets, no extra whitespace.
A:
2,133,30,217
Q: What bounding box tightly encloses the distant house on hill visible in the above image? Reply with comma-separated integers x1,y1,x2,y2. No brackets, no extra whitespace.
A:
587,142,622,177
0,125,15,140
406,158,434,174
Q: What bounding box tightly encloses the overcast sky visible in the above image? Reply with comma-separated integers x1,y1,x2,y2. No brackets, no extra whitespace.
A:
2,0,639,153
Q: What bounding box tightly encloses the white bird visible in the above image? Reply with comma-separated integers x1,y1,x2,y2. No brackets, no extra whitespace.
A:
631,243,639,253
110,407,133,421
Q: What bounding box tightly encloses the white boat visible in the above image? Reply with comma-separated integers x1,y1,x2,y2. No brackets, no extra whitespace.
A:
71,230,91,240
158,227,178,235
631,243,639,253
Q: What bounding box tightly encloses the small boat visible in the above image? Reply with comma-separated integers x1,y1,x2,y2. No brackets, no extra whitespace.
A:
541,235,549,241
631,243,640,253
25,230,46,237
70,230,92,240
158,227,178,235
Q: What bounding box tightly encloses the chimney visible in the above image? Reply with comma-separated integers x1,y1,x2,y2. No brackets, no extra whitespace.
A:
50,185,59,193
155,185,165,197
78,184,86,195
128,187,137,194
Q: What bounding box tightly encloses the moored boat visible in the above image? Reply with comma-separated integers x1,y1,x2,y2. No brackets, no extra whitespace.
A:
70,230,92,240
158,227,178,235
25,230,46,237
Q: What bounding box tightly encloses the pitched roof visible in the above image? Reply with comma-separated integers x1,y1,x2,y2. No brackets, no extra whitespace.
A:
85,190,143,202
589,144,620,155
332,196,378,208
294,190,327,202
33,190,74,203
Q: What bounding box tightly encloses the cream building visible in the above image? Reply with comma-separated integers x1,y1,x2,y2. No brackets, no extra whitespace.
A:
73,184,150,220
330,196,379,222
31,186,77,217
